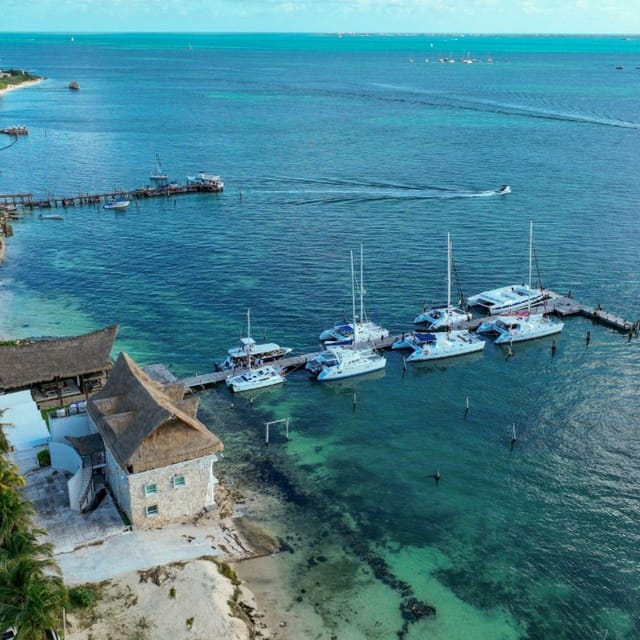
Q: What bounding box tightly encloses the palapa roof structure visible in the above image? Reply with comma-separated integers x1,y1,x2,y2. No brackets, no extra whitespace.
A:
88,352,223,474
0,324,118,392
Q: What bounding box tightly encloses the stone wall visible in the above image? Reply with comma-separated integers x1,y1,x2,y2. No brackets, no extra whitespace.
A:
106,449,219,529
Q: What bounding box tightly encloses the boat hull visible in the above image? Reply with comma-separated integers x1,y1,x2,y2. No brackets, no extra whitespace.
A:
413,306,471,330
494,317,564,344
406,331,485,362
225,366,285,392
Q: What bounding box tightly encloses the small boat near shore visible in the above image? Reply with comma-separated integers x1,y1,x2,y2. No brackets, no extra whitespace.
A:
38,214,64,220
225,365,285,392
217,309,292,371
103,197,130,210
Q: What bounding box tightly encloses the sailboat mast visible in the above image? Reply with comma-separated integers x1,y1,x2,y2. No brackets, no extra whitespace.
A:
359,243,364,325
528,221,533,313
247,308,252,368
351,250,357,350
528,222,533,291
447,232,452,311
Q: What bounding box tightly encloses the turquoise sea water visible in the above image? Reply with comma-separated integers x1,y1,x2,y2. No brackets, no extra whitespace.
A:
1,33,640,639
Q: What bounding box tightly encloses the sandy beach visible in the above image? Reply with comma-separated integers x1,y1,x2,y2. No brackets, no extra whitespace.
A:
0,77,44,96
55,476,296,640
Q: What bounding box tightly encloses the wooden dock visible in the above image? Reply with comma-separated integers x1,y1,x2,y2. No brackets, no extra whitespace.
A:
169,290,636,392
0,126,28,136
0,182,223,211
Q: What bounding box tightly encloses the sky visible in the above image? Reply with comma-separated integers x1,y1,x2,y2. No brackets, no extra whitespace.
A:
2,0,640,34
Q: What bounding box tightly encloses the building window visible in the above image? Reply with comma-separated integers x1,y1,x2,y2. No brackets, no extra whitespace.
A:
146,504,159,517
144,482,158,496
173,475,186,488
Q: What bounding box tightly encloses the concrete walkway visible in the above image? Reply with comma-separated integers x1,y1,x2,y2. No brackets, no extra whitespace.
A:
21,464,252,585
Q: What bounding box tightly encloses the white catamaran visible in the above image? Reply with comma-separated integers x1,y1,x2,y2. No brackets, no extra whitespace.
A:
476,222,564,344
414,232,472,330
319,244,389,346
307,250,386,381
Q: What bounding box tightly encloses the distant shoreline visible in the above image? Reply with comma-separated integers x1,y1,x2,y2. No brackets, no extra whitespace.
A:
0,77,44,96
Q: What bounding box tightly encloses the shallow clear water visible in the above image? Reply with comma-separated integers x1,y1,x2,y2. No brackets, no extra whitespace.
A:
1,33,640,639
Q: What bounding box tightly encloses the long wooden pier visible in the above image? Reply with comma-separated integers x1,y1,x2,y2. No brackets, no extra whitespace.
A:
163,290,637,392
0,181,223,211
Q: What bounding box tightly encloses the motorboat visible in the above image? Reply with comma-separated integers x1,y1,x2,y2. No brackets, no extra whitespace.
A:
392,331,439,350
319,244,389,346
225,365,285,393
217,309,292,371
496,185,511,194
466,284,545,315
476,313,563,344
406,330,485,362
103,197,130,210
475,222,564,344
414,233,472,330
308,248,386,381
38,214,64,220
306,344,386,381
187,172,224,191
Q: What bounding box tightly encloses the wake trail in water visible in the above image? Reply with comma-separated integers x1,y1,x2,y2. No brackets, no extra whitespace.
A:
381,91,640,130
240,176,509,205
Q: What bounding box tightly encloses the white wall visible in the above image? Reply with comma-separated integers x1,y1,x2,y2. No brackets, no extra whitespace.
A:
49,412,93,443
0,390,49,450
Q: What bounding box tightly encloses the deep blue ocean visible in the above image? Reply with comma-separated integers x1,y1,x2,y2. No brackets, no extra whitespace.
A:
1,33,640,639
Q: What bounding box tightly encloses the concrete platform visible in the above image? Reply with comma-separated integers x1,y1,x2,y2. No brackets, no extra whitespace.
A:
20,465,129,555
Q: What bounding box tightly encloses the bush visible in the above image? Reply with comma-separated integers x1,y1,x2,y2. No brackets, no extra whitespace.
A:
37,449,51,467
68,586,98,609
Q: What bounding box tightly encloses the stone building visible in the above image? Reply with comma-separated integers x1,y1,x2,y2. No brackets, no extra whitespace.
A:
86,352,223,528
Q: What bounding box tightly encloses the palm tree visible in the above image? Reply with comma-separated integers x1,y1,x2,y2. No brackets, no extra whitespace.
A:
0,481,33,548
0,413,67,638
0,407,12,454
1,527,55,565
0,559,66,639
0,457,25,491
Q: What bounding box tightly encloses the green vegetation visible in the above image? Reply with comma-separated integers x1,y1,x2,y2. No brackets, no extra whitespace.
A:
216,561,241,586
0,340,19,346
0,69,41,92
37,449,51,467
0,408,68,637
68,585,98,609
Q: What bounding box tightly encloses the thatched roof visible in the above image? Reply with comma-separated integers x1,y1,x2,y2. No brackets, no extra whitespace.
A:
0,325,118,392
88,352,222,474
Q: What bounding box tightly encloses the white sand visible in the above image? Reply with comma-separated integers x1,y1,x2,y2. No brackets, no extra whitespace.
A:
64,559,265,640
0,78,43,96
57,488,283,640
